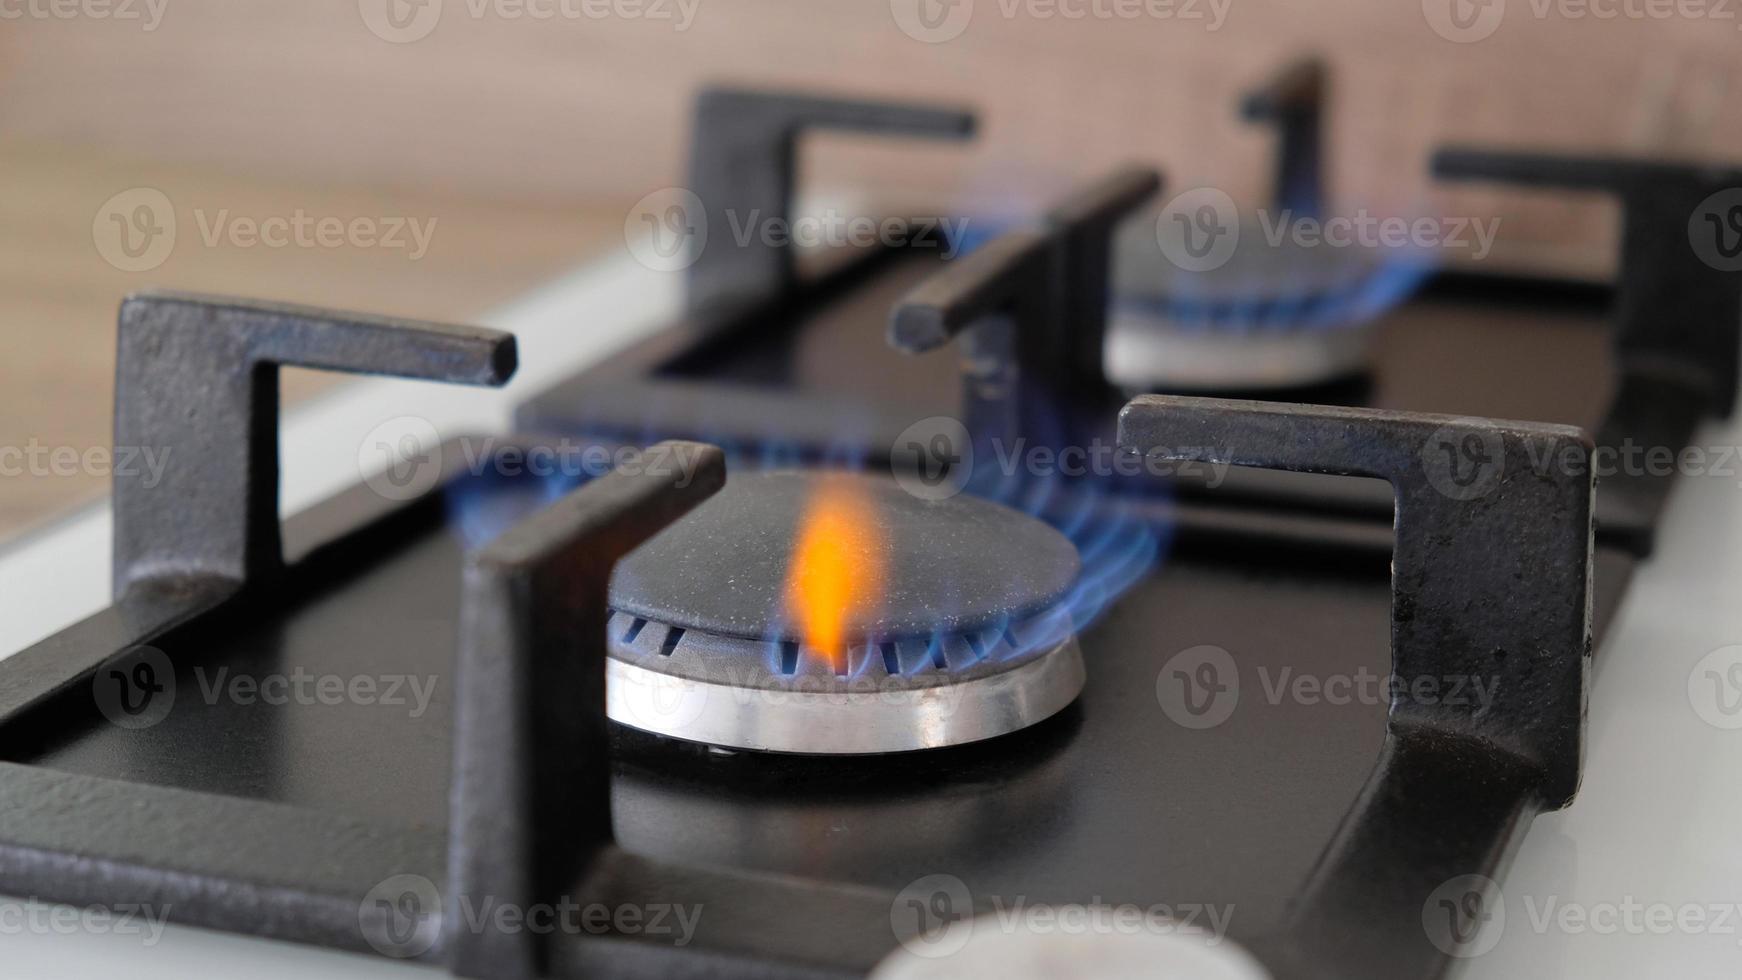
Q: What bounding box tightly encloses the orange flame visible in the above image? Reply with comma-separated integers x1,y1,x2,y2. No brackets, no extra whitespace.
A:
784,477,885,672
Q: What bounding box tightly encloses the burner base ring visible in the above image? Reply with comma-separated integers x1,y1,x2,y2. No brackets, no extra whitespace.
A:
605,635,1085,754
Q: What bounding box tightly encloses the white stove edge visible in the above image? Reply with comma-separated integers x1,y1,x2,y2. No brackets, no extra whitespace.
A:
0,259,1737,978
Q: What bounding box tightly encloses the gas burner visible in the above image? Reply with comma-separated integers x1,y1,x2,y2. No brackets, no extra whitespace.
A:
1105,57,1428,394
1107,229,1411,392
604,469,1085,753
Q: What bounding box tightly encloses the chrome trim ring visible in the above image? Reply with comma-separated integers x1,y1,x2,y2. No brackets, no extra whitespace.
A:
605,625,1085,754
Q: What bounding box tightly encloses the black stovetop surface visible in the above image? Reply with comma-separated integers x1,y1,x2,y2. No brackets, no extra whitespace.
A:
2,264,1630,949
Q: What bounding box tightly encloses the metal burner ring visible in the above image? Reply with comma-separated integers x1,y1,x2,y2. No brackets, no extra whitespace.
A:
604,609,1084,754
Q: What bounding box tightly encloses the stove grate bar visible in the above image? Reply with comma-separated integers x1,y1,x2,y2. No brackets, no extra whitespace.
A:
448,440,724,977
112,290,517,597
1120,393,1594,980
1434,148,1742,554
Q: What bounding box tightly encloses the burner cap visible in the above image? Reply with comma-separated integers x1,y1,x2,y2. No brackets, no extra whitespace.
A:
610,470,1080,642
604,470,1087,755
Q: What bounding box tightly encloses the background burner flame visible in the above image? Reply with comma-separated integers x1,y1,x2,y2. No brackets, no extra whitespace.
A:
783,475,886,671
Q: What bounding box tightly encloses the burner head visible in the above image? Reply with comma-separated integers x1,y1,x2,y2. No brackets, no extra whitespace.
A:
605,470,1085,754
1107,218,1425,391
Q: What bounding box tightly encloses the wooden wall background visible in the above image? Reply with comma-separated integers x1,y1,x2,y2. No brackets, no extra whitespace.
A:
5,1,1738,229
0,0,1737,533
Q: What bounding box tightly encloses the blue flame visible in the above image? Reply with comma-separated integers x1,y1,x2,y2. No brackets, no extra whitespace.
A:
1126,252,1435,335
444,462,584,551
444,412,1174,680
950,436,1171,668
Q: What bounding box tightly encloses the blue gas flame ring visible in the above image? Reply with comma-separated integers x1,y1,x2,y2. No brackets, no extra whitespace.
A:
444,437,1172,684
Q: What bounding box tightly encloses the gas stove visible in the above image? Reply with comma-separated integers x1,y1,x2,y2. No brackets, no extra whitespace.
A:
3,68,1741,980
